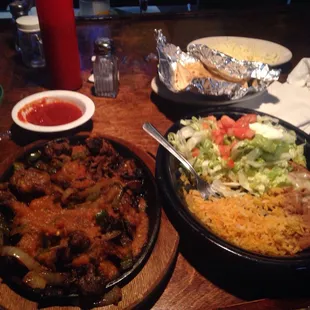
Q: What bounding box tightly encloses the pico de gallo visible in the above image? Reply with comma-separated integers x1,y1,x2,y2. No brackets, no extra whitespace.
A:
168,113,306,196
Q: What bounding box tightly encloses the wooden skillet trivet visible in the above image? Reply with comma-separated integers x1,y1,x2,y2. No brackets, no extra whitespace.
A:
0,137,180,310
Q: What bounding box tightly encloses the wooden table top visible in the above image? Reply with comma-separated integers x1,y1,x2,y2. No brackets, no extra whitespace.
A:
1,5,310,310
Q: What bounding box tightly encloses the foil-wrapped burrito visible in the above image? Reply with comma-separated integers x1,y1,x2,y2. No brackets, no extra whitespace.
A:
155,29,281,100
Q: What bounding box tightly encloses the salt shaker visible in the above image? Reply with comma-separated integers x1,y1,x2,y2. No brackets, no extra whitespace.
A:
93,38,119,98
16,16,45,68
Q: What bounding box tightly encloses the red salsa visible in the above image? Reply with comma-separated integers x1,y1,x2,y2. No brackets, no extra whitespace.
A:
18,98,83,126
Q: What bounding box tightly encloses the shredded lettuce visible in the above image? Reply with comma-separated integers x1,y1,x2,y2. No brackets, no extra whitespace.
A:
168,115,307,196
289,143,307,166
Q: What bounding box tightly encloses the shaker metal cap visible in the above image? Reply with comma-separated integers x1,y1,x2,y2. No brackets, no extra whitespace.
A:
9,1,28,19
94,37,113,55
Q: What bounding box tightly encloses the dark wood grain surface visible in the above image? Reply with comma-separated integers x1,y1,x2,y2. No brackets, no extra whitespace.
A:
1,5,310,309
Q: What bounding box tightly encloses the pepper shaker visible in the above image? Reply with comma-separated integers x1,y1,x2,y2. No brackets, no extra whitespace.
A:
9,1,29,52
93,38,119,98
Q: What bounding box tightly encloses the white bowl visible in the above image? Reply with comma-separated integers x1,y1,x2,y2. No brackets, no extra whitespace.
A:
11,90,95,133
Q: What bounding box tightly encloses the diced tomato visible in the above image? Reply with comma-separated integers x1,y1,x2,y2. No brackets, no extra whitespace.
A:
232,127,255,140
215,135,224,145
220,115,236,129
211,114,257,143
192,147,200,158
235,120,247,128
232,127,248,139
222,155,234,168
218,145,231,157
212,129,225,137
236,114,257,127
244,128,255,139
226,158,235,169
202,121,209,129
236,117,248,128
227,128,234,136
212,129,225,144
217,120,224,130
206,115,217,122
242,114,257,124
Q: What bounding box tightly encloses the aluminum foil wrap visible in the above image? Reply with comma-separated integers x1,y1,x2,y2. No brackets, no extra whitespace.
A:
155,29,281,100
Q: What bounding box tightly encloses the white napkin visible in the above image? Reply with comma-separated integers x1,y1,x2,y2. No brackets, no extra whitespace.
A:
287,58,310,88
237,58,310,134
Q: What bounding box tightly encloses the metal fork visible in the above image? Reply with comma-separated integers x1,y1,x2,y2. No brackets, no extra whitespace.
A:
143,122,220,200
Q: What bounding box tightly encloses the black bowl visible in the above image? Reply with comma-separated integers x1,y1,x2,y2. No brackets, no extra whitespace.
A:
0,135,161,306
156,106,310,271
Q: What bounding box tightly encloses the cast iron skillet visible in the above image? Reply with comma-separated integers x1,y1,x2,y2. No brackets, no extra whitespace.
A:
156,107,310,270
0,135,161,306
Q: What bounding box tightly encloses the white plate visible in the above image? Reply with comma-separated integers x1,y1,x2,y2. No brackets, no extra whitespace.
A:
11,90,95,133
151,76,266,106
187,36,292,66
